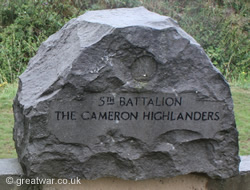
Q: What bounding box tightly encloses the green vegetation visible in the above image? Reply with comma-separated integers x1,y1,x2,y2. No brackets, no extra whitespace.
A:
231,87,250,155
231,73,250,89
0,83,17,158
0,0,249,83
0,0,83,83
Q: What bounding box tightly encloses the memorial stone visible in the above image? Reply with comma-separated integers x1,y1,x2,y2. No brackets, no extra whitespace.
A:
13,7,240,180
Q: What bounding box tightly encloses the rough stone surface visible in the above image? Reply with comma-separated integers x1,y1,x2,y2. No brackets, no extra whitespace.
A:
13,7,240,180
0,157,249,190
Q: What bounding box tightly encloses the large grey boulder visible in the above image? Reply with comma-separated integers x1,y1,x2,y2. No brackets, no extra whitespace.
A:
13,7,240,180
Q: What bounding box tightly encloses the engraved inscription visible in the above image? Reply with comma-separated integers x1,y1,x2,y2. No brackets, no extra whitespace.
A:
51,93,221,122
49,93,224,144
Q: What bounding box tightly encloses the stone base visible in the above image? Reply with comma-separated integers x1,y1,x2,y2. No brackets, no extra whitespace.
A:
43,175,208,190
1,156,250,190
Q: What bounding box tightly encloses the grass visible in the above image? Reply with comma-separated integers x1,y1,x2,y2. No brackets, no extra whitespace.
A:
231,74,250,90
231,87,250,155
0,82,249,158
0,82,17,158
